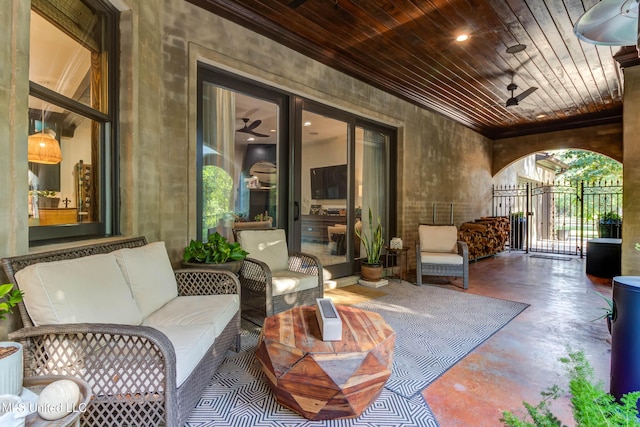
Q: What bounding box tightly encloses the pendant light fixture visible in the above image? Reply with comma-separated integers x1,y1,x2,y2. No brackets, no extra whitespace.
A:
28,107,62,164
574,0,639,46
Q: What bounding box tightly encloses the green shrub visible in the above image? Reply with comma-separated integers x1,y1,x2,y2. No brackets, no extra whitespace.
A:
501,349,640,427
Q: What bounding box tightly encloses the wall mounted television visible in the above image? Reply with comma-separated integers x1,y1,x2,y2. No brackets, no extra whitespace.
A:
310,164,347,200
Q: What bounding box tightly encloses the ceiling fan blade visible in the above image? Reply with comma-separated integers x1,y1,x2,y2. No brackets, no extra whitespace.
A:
249,131,270,138
247,119,262,131
515,87,538,102
288,0,308,7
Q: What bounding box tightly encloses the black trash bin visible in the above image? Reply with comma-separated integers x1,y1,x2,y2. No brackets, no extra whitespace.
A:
610,276,640,406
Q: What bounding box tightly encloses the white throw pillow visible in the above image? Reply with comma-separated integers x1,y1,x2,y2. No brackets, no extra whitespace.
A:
419,225,458,253
15,253,143,326
113,241,178,318
237,229,289,271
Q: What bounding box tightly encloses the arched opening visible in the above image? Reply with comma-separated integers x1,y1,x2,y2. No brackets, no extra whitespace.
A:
493,150,622,256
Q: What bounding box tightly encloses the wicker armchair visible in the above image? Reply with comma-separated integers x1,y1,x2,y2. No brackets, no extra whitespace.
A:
1,237,241,427
236,229,323,323
416,224,469,289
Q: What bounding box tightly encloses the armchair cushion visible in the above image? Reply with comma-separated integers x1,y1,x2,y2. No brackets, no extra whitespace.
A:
237,229,289,271
271,270,321,296
14,253,143,326
419,225,458,253
420,252,464,265
114,241,178,318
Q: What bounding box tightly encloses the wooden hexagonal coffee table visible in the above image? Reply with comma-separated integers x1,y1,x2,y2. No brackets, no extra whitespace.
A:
255,304,395,420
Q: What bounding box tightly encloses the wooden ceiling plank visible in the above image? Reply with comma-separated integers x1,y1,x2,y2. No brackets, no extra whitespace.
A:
505,0,596,114
186,0,623,138
541,0,609,114
487,0,577,120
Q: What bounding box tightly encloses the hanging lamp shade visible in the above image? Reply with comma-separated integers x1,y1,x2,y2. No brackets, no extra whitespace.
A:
28,131,62,164
574,0,639,46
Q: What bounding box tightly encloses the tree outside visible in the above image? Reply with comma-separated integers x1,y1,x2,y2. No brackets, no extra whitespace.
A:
551,150,622,238
202,166,233,240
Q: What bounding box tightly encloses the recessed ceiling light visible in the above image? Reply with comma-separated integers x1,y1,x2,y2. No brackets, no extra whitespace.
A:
536,114,546,119
304,121,312,126
247,137,255,141
270,129,276,133
456,34,469,42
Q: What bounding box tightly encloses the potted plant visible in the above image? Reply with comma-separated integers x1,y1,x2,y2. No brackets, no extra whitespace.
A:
182,232,248,274
32,190,60,208
598,211,622,238
0,283,24,396
355,207,384,282
593,292,614,334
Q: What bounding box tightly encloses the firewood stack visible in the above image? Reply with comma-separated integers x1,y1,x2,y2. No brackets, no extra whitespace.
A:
458,216,510,261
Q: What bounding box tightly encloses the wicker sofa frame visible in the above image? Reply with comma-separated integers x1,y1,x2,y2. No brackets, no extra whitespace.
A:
238,247,323,322
1,237,241,427
416,226,469,290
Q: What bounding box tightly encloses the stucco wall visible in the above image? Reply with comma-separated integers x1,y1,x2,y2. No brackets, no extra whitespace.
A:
623,67,640,275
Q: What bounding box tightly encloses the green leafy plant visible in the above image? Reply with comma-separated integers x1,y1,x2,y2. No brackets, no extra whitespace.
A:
600,211,621,222
0,283,23,321
28,190,58,198
354,207,383,265
592,292,613,322
183,232,248,264
501,349,640,427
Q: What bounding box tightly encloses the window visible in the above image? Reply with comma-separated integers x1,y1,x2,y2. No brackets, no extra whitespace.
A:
28,0,118,243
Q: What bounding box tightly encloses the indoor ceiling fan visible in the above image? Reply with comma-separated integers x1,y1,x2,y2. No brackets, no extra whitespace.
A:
236,118,269,138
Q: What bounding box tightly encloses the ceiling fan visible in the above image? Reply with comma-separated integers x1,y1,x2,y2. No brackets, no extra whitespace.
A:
236,118,269,137
504,83,538,107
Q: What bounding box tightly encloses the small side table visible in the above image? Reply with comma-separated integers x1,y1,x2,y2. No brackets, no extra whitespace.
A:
384,246,410,282
23,375,92,427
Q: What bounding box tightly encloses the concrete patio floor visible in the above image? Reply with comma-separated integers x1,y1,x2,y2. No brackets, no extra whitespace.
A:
420,251,613,426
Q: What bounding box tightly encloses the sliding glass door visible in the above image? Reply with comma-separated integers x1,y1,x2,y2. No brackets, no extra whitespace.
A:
295,100,395,279
197,65,396,279
197,67,287,242
299,109,350,270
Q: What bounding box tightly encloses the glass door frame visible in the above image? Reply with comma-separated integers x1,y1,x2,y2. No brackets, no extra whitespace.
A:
196,65,290,240
292,98,397,278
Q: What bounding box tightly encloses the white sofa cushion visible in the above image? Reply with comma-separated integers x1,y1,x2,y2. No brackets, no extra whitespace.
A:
237,229,289,271
14,253,143,326
152,324,217,387
271,270,319,296
419,225,458,253
420,252,463,265
114,241,178,318
142,294,239,338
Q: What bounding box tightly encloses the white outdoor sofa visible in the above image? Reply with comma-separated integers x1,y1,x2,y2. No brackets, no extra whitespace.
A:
1,237,241,426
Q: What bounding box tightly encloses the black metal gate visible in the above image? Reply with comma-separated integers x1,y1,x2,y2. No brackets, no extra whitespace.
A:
492,181,622,256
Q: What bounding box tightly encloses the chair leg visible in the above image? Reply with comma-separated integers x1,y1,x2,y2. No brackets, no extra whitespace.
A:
416,264,422,286
235,333,241,352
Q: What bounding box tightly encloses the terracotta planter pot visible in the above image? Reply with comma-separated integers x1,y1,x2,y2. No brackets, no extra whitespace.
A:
361,263,383,282
0,342,23,395
181,259,243,274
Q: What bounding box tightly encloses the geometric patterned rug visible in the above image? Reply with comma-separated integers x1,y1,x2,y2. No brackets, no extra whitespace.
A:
185,281,528,426
354,281,529,398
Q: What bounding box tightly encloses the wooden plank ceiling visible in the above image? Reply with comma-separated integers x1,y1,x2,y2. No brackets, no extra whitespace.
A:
187,0,632,139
